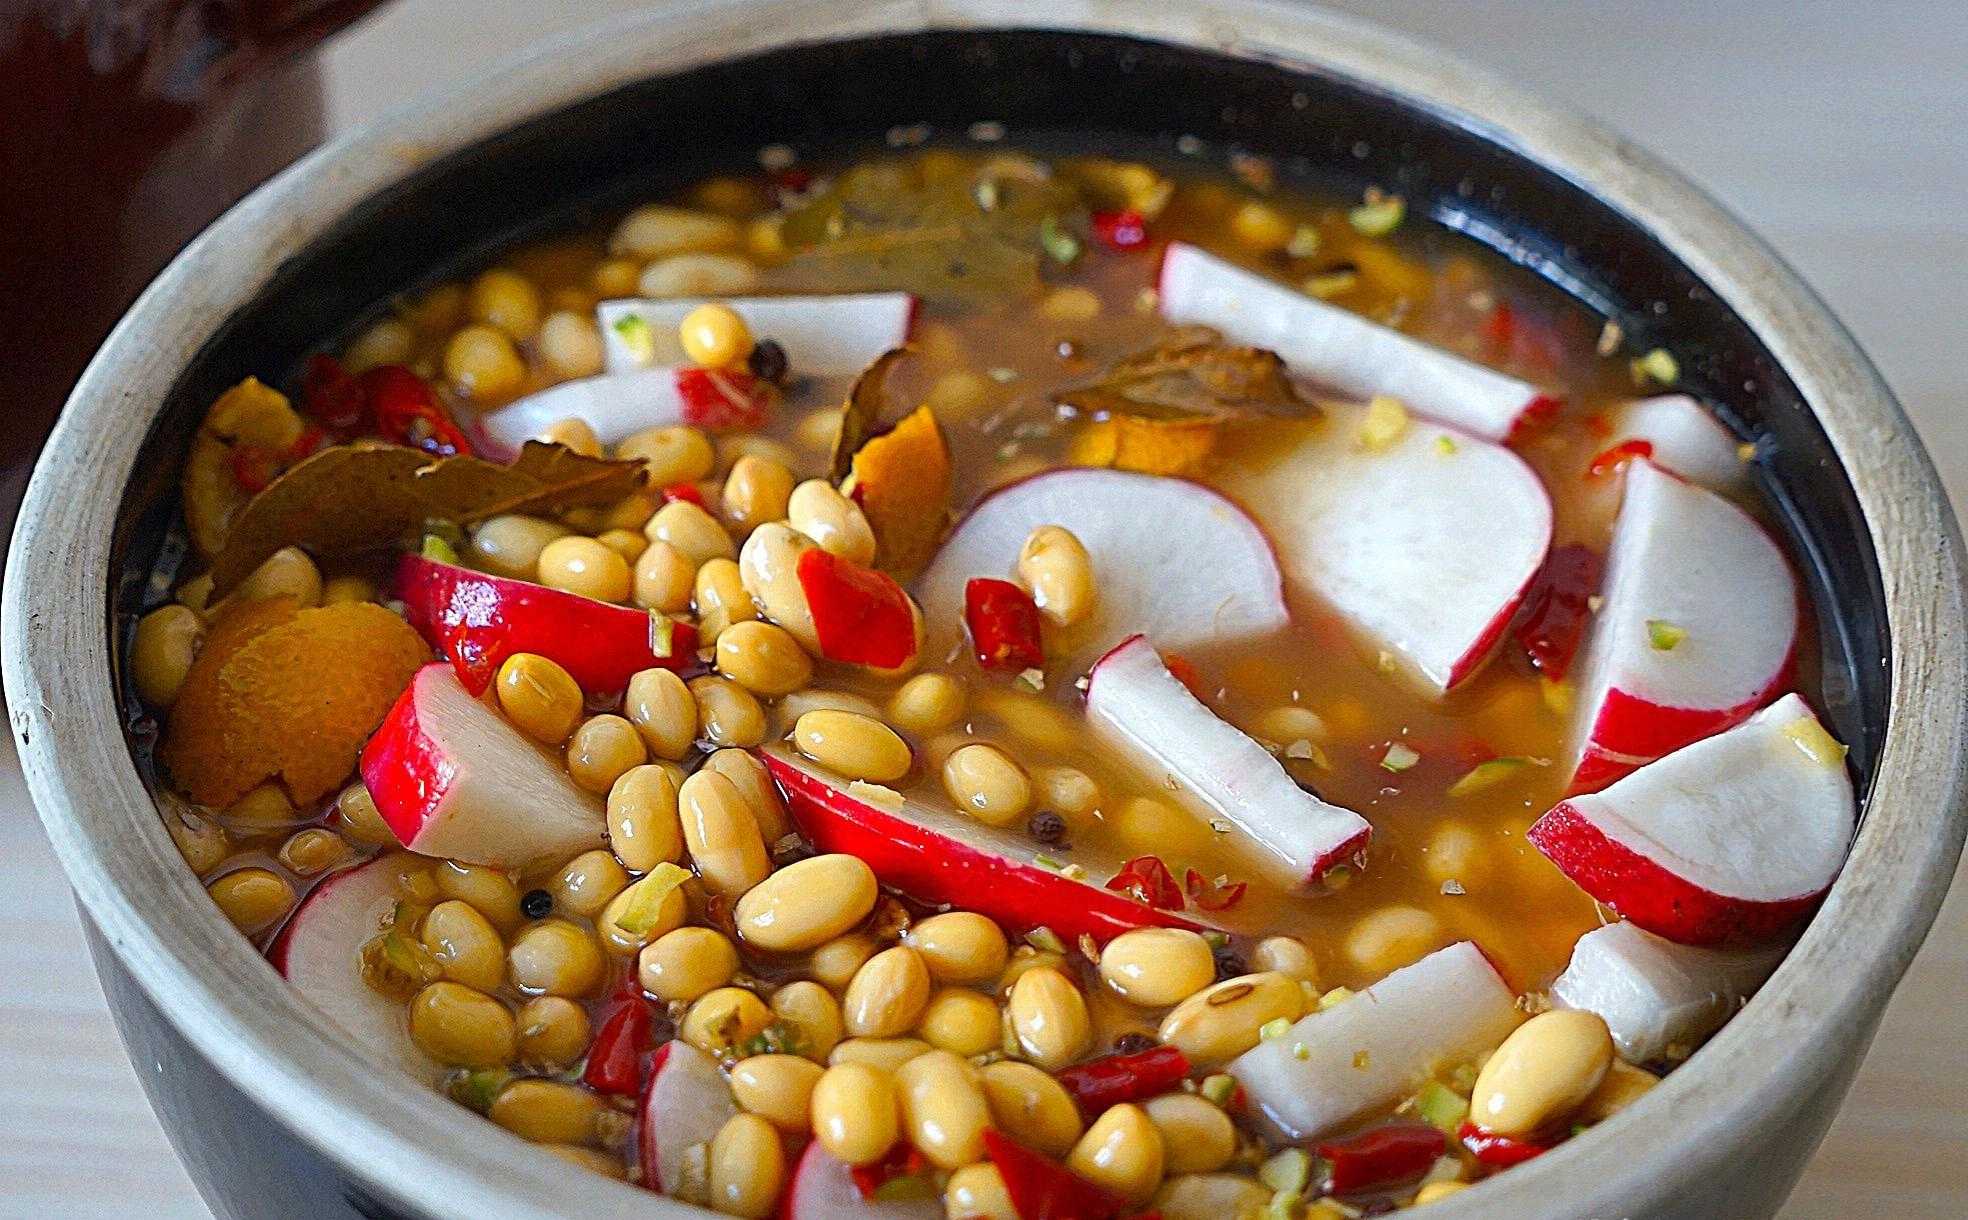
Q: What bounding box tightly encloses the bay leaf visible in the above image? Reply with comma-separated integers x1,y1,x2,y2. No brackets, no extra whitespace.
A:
1056,341,1313,422
209,440,645,595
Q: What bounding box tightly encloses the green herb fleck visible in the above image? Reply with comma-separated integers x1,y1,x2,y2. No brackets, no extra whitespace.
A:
1038,215,1083,265
1380,742,1421,773
1348,192,1406,236
612,314,658,364
1630,347,1679,386
1647,618,1687,651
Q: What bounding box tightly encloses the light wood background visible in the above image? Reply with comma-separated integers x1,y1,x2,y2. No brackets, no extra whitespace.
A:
3,2,1962,1216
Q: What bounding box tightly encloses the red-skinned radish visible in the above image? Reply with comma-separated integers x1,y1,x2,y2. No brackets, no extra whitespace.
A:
1600,395,1747,491
1237,400,1553,694
471,365,770,456
359,663,605,870
783,1143,943,1218
1229,942,1520,1141
637,1040,736,1199
758,745,1212,945
1085,635,1370,883
267,857,437,1081
597,292,916,376
1550,920,1790,1063
1157,241,1556,441
914,468,1288,672
1530,694,1854,945
392,554,696,699
1565,460,1797,791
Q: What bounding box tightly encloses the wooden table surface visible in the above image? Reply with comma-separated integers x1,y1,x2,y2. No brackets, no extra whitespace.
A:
4,2,1963,1215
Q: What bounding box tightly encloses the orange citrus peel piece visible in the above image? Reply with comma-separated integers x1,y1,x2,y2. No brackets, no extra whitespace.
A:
845,404,952,579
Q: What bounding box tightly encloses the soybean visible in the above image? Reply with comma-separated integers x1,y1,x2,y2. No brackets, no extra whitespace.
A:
1156,972,1303,1067
679,769,771,898
810,1061,901,1166
1099,928,1215,1008
1469,1009,1613,1138
639,926,740,1002
895,1049,993,1169
843,946,933,1038
1008,966,1092,1070
793,710,912,783
733,854,878,952
709,1111,785,1218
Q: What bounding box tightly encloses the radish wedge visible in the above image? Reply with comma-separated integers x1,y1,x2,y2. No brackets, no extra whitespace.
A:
784,1143,943,1218
1158,241,1554,441
393,554,696,698
914,468,1288,671
1529,694,1854,945
473,365,769,453
360,663,606,870
1551,921,1790,1063
637,1041,737,1199
598,292,916,376
267,857,435,1081
1238,403,1552,694
1601,395,1747,491
1566,460,1798,790
758,745,1209,944
1085,634,1370,882
1229,941,1521,1141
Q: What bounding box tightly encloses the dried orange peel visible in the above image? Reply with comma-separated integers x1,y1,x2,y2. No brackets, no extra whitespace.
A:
845,404,952,579
161,600,428,808
1069,414,1221,477
182,378,306,559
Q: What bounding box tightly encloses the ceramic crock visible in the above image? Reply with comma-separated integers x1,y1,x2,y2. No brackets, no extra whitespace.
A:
7,4,1965,1218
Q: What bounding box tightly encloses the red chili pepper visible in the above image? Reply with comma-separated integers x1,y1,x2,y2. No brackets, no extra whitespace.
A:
1054,1046,1192,1117
229,425,327,493
1512,543,1605,680
767,166,814,205
360,364,473,457
1183,867,1247,912
659,482,706,507
1459,1120,1551,1167
1161,651,1208,699
582,1000,650,1096
964,578,1045,671
675,366,771,431
1587,438,1655,478
1091,209,1149,251
984,1130,1132,1220
1317,1122,1447,1194
797,548,920,669
1104,855,1185,912
1482,301,1518,352
850,1142,929,1201
300,353,370,434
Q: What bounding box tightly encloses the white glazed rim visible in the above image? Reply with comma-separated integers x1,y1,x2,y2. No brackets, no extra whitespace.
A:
7,2,1965,1217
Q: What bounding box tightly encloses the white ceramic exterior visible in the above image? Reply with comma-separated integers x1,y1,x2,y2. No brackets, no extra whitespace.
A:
6,3,1965,1218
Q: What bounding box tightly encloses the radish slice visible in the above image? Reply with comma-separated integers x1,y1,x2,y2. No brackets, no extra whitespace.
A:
784,1143,943,1218
267,857,436,1081
1567,460,1798,790
758,745,1211,944
914,468,1289,671
1157,241,1553,441
1085,634,1370,882
1239,403,1552,693
1229,942,1521,1141
473,365,769,453
637,1041,737,1199
393,554,696,698
1601,395,1747,491
1552,921,1790,1063
598,292,916,376
360,663,606,870
1529,694,1854,945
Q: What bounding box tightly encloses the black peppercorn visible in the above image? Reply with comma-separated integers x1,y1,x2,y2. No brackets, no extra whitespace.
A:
1112,1032,1156,1055
1212,944,1247,980
748,338,789,385
1027,811,1066,845
520,888,553,919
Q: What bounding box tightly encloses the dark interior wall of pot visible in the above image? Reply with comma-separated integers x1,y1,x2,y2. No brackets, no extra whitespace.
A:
115,28,1888,785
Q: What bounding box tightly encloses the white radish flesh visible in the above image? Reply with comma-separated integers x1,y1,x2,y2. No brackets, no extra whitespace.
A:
638,1041,738,1198
1552,921,1790,1064
1084,634,1370,882
1157,241,1552,441
1602,395,1747,491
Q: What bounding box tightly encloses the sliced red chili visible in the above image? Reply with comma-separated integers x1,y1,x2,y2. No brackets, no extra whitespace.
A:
229,445,280,494
1513,543,1605,680
360,364,472,457
1317,1122,1446,1194
1054,1046,1192,1117
659,482,706,507
983,1129,1131,1220
1183,867,1247,912
1091,209,1149,251
1459,1120,1552,1167
1161,651,1208,699
675,366,771,431
850,1142,929,1201
582,1000,650,1096
1104,855,1185,912
797,548,920,669
1481,300,1518,353
1587,438,1655,478
300,353,369,434
964,578,1045,671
